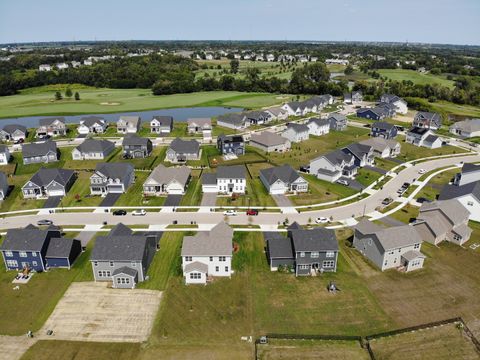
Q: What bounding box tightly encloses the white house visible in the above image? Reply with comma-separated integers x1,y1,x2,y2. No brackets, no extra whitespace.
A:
201,165,246,194
117,116,141,134
282,123,309,143
309,150,357,183
39,64,52,71
307,118,330,136
259,165,309,194
0,145,10,165
449,119,480,138
78,116,107,135
380,94,408,115
406,128,442,149
143,164,191,195
181,222,233,285
359,138,401,159
0,172,8,200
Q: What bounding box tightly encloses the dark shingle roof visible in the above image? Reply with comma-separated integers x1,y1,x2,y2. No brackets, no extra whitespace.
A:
0,228,59,252
112,266,138,277
286,123,309,133
76,139,114,153
201,172,217,185
217,113,246,127
408,127,429,135
28,168,74,187
39,117,65,126
152,116,173,127
217,165,246,179
110,223,134,236
80,116,105,127
291,228,338,252
372,121,395,131
3,124,27,134
46,238,78,258
122,134,151,146
308,118,329,127
439,182,480,202
267,235,294,259
95,162,134,181
91,235,148,261
22,141,57,158
323,149,353,166
344,143,372,160
424,135,439,143
328,113,347,122
260,165,301,186
461,163,480,174
169,138,200,154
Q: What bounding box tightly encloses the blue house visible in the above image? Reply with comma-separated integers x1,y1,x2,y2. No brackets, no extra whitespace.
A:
217,134,245,156
0,226,61,271
45,238,82,269
356,107,389,121
371,121,398,139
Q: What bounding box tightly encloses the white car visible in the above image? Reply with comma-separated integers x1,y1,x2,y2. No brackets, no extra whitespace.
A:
132,209,146,216
418,168,426,174
223,210,237,216
315,217,329,224
336,179,349,186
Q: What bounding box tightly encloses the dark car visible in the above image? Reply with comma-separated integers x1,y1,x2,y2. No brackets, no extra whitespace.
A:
246,209,259,216
382,197,393,206
37,219,53,226
14,138,24,144
417,197,431,204
112,209,127,216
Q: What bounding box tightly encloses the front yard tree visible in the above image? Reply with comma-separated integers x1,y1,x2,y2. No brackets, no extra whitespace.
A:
55,91,62,100
65,87,73,98
230,59,239,74
74,92,80,100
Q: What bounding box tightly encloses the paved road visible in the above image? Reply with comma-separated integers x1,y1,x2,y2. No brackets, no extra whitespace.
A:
1,153,478,229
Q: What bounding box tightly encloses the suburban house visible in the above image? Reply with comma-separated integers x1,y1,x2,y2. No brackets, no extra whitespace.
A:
376,102,398,118
245,111,272,125
282,123,310,143
259,165,308,194
309,149,357,183
0,171,9,200
150,116,173,134
22,168,75,199
72,139,115,160
117,116,141,134
216,113,248,130
0,145,10,165
166,138,200,162
90,223,157,288
371,121,398,139
353,220,425,272
454,163,480,186
187,118,212,135
78,116,107,135
413,111,442,130
311,94,334,109
22,141,58,164
380,94,408,114
37,117,66,138
412,199,472,246
282,101,308,116
143,164,191,195
344,90,363,104
0,225,81,271
217,134,245,156
201,165,246,194
327,113,348,131
266,224,339,275
449,119,480,138
359,138,401,158
406,127,442,149
0,124,27,142
249,131,291,153
356,107,390,121
342,143,374,167
265,106,289,121
307,118,330,136
90,163,135,196
122,134,153,158
181,222,233,285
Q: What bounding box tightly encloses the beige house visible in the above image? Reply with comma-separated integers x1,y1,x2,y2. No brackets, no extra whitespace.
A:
249,131,291,153
359,138,401,158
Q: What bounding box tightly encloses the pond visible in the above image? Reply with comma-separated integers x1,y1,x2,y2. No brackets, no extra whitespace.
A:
0,106,244,128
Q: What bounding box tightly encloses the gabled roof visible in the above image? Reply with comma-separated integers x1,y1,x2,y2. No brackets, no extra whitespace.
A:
291,228,338,252
181,222,233,256
184,261,209,273
112,266,138,277
201,172,217,185
2,124,27,134
307,118,329,127
360,138,399,153
122,134,151,146
267,233,294,259
168,138,200,154
151,116,173,127
265,106,287,117
39,117,65,126
91,235,148,261
408,127,430,135
0,171,8,190
75,139,114,153
461,163,480,174
94,162,134,181
244,111,270,120
187,118,211,127
217,113,246,127
26,168,74,187
218,134,244,143
0,226,60,252
319,149,353,166
22,141,57,158
285,123,309,133
419,199,470,225
217,165,246,179
119,116,141,126
372,121,395,131
110,223,133,237
250,131,289,147
146,164,191,186
46,238,77,258
343,143,372,160
327,113,347,122
260,165,302,186
415,111,440,121
80,116,105,127
450,119,480,133
424,135,440,144
381,94,405,104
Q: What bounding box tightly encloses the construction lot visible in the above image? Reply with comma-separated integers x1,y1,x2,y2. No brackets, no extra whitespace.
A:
39,282,162,342
0,336,37,360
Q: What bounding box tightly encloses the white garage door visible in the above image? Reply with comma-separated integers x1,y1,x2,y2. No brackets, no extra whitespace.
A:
202,185,217,193
270,188,286,195
48,190,65,196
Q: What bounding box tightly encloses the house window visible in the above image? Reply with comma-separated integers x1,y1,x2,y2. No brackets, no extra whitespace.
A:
311,252,319,258
117,278,122,284
298,265,310,270
19,252,27,258
322,260,335,268
215,266,219,272
414,244,420,249
4,251,13,257
131,262,136,267
93,261,98,266
106,271,111,276
219,256,226,262
32,252,37,257
389,251,394,255
209,256,213,261
6,260,18,267
225,266,229,272
368,239,372,246
125,278,130,284
300,252,305,258
326,251,334,258
453,234,462,242
32,261,38,266
185,256,192,262
109,261,114,267
190,272,201,280
467,201,474,206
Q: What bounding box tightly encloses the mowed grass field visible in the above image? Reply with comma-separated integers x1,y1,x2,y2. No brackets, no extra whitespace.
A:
377,69,455,88
0,85,294,118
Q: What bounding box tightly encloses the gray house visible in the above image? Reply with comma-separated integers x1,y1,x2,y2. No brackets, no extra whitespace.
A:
166,138,200,162
259,164,308,194
309,149,357,183
249,131,291,153
0,124,27,142
37,117,66,138
327,113,347,131
117,116,141,134
282,123,310,143
217,134,245,156
22,168,75,199
217,113,248,130
143,164,191,195
151,116,173,134
122,134,152,159
72,139,115,160
0,171,9,200
22,141,58,164
413,111,442,130
90,223,157,289
265,232,295,271
90,163,135,195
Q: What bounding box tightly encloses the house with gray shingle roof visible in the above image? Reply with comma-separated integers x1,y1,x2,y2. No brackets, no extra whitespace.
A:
265,106,289,121
412,199,472,246
380,94,408,114
0,144,10,165
0,171,9,200
449,119,480,138
0,124,27,142
78,116,107,135
166,138,200,162
413,111,442,130
342,143,374,167
90,162,135,195
150,116,173,134
187,118,212,134
353,220,425,272
201,165,246,194
439,181,480,222
90,223,157,288
122,134,152,158
245,111,272,125
260,165,308,194
265,232,295,271
309,149,357,183
327,113,347,131
37,117,66,138
22,141,58,164
181,222,233,284
453,163,480,187
249,131,291,153
216,113,248,130
307,118,330,136
22,168,75,199
45,237,82,269
117,116,141,134
359,137,401,158
143,164,191,195
406,127,442,149
371,121,398,139
282,123,309,143
72,139,115,160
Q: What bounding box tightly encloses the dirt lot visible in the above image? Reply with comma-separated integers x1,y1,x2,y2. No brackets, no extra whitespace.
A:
39,282,162,342
0,336,37,360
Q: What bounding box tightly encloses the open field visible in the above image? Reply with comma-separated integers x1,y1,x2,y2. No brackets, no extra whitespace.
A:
397,139,466,162
0,86,293,119
377,69,455,88
369,323,480,360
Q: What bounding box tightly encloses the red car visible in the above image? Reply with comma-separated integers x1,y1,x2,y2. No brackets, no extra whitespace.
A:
246,209,259,216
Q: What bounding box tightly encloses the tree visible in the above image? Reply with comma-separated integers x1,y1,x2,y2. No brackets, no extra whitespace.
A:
74,92,80,100
230,59,239,74
344,65,354,75
245,67,261,83
55,91,62,100
65,87,73,98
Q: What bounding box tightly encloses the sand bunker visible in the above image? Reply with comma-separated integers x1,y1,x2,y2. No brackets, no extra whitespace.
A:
99,102,120,106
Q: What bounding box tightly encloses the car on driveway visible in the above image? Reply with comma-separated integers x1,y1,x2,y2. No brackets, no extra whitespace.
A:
224,210,237,216
336,179,349,186
132,209,146,216
382,197,393,206
37,219,53,226
246,209,259,216
315,217,329,224
418,169,426,174
112,209,127,216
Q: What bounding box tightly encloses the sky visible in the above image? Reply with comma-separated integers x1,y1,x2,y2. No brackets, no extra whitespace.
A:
0,0,479,45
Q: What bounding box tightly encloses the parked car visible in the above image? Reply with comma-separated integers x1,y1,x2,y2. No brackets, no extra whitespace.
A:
132,209,146,216
417,197,431,204
13,138,24,144
418,169,426,174
37,219,53,226
299,165,310,173
246,209,259,216
112,209,127,216
315,217,329,224
336,179,349,186
223,210,237,216
382,197,393,206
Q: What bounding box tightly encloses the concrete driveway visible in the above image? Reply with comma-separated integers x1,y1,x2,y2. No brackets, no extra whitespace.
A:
76,231,96,247
100,193,121,207
340,178,365,191
365,165,388,175
200,193,217,207
272,194,293,207
40,282,162,343
164,194,183,207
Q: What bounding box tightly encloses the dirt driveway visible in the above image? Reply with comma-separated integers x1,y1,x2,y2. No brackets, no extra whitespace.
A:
39,282,162,342
0,336,36,360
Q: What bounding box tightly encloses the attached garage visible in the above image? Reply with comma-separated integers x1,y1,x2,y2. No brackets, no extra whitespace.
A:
46,238,82,269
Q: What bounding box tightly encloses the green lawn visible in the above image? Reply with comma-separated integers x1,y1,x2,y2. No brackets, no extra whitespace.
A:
62,147,121,170
397,139,466,162
12,149,68,176
115,171,166,207
377,69,455,88
179,177,203,206
60,171,103,208
387,204,420,224
114,146,167,170
0,174,45,213
356,168,382,187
